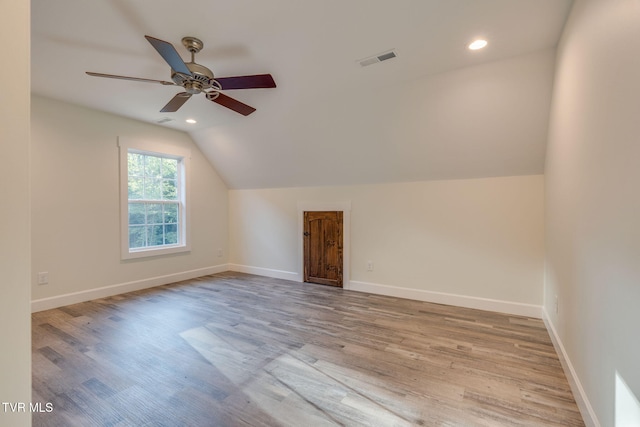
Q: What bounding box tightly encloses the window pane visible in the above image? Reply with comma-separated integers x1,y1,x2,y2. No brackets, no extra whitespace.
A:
162,158,178,179
145,155,162,178
144,178,162,200
128,153,145,177
129,226,146,248
162,179,177,200
128,177,143,199
164,203,178,224
128,203,145,225
146,203,163,224
164,224,178,245
147,225,164,246
125,147,186,255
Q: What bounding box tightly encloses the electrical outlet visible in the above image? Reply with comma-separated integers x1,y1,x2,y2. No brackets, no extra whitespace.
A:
367,261,373,271
555,295,559,314
37,272,49,285
217,248,223,257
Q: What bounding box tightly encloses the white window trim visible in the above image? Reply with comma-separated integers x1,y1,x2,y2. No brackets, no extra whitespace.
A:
118,137,191,260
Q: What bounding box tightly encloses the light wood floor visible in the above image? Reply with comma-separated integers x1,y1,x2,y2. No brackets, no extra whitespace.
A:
32,272,584,426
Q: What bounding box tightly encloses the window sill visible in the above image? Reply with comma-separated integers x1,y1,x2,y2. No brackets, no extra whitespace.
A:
122,244,190,260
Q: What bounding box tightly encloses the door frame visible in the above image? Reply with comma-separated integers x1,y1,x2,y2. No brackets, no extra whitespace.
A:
297,201,351,289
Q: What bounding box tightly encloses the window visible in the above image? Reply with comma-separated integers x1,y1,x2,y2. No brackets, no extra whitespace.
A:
119,138,190,259
127,152,180,249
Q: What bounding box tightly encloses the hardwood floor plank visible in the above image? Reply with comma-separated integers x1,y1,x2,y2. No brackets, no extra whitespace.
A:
32,272,584,426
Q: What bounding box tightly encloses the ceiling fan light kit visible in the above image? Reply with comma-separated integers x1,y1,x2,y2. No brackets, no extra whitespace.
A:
86,35,276,116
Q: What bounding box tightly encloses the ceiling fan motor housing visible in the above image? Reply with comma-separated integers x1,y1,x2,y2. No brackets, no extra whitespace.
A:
171,62,216,94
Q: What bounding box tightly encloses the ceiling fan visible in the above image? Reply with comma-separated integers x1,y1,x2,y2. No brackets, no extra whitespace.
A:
86,35,276,116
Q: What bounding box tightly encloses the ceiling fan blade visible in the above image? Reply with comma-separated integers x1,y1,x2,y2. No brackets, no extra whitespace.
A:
144,35,192,76
210,92,256,116
215,74,276,90
160,92,192,113
86,72,176,86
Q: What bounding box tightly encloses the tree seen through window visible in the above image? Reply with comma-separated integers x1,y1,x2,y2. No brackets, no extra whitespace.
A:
127,152,181,249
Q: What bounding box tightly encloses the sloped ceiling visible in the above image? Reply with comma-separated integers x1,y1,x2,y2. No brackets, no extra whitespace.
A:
31,0,573,189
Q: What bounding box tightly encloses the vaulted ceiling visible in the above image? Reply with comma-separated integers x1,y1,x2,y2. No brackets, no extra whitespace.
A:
31,0,573,189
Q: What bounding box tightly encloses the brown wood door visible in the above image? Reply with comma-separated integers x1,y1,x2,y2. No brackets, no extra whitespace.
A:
304,211,343,287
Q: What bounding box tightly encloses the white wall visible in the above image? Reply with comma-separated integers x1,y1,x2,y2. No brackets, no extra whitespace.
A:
0,1,32,425
31,96,228,309
230,175,544,316
544,0,640,426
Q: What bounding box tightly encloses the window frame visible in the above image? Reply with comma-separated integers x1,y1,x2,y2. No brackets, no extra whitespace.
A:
118,137,191,260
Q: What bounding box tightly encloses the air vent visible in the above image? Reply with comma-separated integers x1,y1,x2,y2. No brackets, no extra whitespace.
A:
358,49,397,67
156,117,174,124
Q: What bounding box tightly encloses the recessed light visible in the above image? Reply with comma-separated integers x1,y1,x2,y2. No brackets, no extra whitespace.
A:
468,39,488,50
185,118,197,124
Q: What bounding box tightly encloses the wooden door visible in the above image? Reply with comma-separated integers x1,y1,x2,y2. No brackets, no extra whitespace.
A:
304,211,343,287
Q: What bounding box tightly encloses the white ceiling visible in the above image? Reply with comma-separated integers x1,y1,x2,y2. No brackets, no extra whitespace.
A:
31,0,573,189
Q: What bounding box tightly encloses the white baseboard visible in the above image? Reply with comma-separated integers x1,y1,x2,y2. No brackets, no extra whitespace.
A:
31,264,229,312
228,264,300,282
542,308,600,427
347,280,542,318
